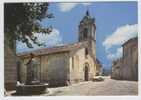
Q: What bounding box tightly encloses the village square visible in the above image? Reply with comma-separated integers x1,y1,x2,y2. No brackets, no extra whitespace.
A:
4,2,138,96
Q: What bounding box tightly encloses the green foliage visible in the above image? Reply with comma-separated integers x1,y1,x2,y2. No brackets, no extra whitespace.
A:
4,3,54,48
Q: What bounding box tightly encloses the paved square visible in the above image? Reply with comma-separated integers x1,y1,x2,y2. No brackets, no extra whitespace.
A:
43,76,138,96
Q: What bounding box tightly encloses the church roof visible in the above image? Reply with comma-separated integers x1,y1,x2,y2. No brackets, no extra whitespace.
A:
122,37,138,47
17,41,88,58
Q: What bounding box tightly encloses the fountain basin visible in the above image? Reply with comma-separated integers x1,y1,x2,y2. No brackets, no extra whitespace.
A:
16,83,48,95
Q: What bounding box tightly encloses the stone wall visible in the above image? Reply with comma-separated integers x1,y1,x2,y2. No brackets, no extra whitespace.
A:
96,59,102,76
19,52,70,86
4,44,17,90
69,48,96,83
111,37,138,81
44,52,70,86
122,38,138,81
19,45,97,86
96,64,102,76
111,58,123,79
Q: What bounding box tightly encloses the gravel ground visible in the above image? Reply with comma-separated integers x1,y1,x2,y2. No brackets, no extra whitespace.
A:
42,76,138,96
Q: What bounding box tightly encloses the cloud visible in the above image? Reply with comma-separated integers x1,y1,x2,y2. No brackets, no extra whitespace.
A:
103,24,138,50
58,3,92,12
103,24,138,60
16,29,63,53
107,47,123,61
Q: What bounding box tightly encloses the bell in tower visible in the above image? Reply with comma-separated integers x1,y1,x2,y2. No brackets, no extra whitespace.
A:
78,10,96,42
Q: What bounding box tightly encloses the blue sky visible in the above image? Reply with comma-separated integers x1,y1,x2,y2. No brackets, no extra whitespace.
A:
16,2,138,69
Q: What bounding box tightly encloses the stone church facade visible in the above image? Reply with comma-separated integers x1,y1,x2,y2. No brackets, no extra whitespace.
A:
17,11,99,86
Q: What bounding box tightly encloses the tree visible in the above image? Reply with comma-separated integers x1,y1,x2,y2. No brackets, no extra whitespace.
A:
4,3,54,49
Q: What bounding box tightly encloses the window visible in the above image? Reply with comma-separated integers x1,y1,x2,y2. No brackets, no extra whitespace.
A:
83,28,88,38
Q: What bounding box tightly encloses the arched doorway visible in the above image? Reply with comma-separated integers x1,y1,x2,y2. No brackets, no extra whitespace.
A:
17,60,21,82
84,63,89,81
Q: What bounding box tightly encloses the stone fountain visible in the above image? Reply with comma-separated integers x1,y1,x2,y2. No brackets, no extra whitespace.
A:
16,53,48,95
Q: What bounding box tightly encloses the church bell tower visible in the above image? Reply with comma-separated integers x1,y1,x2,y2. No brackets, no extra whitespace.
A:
79,10,96,42
78,10,96,57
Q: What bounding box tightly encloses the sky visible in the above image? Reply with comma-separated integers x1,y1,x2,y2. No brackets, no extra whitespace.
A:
16,2,138,69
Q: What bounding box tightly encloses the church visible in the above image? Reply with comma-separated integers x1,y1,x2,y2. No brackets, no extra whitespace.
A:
17,11,100,86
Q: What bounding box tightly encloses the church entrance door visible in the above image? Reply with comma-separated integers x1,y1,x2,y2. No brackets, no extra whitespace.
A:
84,64,89,81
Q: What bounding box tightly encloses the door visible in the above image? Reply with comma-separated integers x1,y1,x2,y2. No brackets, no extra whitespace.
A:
84,64,89,81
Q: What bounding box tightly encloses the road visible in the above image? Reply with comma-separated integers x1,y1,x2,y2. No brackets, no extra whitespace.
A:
42,76,138,96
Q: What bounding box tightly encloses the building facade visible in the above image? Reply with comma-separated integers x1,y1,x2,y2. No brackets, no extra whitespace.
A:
122,37,138,81
111,58,123,79
96,58,103,76
4,36,17,90
111,37,138,81
17,11,100,86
